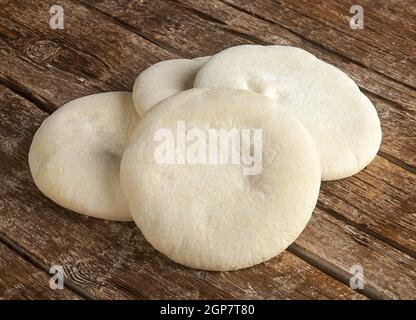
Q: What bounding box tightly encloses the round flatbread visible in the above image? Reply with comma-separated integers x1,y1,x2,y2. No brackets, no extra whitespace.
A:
29,92,139,221
194,45,382,181
120,88,321,271
132,56,210,117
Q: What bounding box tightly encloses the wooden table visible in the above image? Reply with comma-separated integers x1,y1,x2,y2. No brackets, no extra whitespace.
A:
0,0,415,300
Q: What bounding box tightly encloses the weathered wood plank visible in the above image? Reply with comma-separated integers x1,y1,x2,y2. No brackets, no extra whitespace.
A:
297,208,416,299
0,84,364,299
287,0,416,67
0,0,175,110
0,241,81,299
358,0,416,35
77,0,416,254
365,92,416,173
84,0,416,168
318,156,416,256
223,0,416,88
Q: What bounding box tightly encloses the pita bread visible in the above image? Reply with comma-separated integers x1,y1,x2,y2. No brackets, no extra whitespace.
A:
120,88,320,270
29,92,139,221
194,45,382,180
132,56,210,117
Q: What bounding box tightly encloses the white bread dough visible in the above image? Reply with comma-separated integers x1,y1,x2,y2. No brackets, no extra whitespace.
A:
194,45,382,181
132,56,210,117
29,92,139,221
120,88,321,271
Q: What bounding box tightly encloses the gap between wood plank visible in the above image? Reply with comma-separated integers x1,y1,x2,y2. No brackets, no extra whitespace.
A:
0,231,96,300
287,243,387,300
378,151,416,175
0,77,54,114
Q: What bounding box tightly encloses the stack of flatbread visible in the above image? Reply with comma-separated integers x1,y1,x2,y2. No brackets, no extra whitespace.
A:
29,45,381,271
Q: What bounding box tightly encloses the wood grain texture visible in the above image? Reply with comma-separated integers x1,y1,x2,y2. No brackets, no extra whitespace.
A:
224,0,416,88
318,156,416,257
0,84,364,299
0,0,414,299
80,0,416,260
0,0,176,111
0,242,81,299
297,208,416,299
